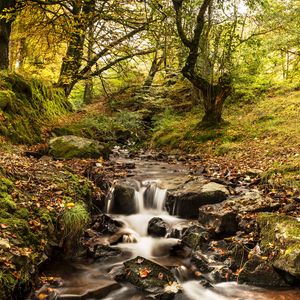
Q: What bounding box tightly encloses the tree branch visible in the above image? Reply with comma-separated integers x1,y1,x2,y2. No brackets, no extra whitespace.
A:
78,23,149,78
172,0,192,48
84,49,156,78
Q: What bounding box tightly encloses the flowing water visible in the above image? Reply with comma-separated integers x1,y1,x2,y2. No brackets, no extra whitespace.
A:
35,155,300,300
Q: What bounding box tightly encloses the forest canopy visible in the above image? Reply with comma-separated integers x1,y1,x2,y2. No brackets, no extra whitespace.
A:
0,0,299,123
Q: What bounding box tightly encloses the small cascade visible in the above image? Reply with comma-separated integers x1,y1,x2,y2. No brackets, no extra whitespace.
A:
105,185,115,213
134,186,147,213
107,179,167,215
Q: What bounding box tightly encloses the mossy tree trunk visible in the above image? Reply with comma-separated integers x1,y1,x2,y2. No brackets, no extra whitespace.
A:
58,0,95,97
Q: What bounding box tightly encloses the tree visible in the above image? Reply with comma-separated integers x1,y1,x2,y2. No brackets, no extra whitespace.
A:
172,0,232,125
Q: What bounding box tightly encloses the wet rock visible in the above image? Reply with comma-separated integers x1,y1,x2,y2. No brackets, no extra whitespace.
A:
49,135,110,160
148,217,168,237
181,226,210,250
117,256,180,295
191,252,214,273
169,221,201,239
93,245,121,259
110,183,136,214
90,214,123,235
198,206,238,236
210,266,236,283
167,181,228,218
238,256,288,287
258,213,300,278
55,280,120,300
199,279,213,288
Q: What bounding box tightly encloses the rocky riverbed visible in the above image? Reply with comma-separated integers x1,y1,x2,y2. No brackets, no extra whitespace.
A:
29,149,300,300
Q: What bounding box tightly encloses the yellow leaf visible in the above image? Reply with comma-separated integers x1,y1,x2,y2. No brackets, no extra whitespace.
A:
66,202,75,208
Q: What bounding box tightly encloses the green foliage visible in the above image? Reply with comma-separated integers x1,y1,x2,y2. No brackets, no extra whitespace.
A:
0,72,71,144
53,110,145,146
60,201,90,242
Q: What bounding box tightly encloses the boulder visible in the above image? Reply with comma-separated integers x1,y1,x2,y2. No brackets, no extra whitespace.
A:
49,135,110,159
238,256,288,287
167,181,229,218
148,217,168,237
116,256,181,296
258,213,300,278
109,183,136,215
198,207,238,236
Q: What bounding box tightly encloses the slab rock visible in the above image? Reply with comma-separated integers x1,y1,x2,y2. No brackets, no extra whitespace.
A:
116,256,181,296
258,213,300,278
49,135,110,159
198,190,280,235
167,181,229,218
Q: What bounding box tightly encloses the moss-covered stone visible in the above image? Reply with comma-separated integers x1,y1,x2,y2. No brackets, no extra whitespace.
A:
257,213,300,278
119,256,179,294
49,135,111,160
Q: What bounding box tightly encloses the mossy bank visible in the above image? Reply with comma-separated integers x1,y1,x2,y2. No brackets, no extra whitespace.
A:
0,72,71,144
0,152,98,300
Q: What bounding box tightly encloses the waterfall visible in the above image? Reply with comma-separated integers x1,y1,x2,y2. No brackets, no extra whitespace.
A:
107,179,167,215
135,180,167,213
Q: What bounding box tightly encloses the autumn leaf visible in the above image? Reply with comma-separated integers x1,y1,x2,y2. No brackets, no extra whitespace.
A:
139,267,151,278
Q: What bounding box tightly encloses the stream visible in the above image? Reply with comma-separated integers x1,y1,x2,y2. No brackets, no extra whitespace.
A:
31,152,300,300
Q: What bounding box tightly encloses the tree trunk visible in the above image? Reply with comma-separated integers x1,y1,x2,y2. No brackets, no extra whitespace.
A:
202,91,226,124
143,55,164,88
84,79,93,104
0,17,13,70
58,1,95,97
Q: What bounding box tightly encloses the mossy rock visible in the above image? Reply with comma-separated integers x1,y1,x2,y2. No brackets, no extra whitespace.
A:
120,256,179,294
257,213,300,278
49,135,111,160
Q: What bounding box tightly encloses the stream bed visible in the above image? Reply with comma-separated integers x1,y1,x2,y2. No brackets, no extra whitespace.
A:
31,153,300,300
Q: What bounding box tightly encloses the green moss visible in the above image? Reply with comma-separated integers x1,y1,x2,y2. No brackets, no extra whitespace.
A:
0,195,16,212
0,177,14,193
0,72,71,145
15,208,30,220
257,213,300,249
